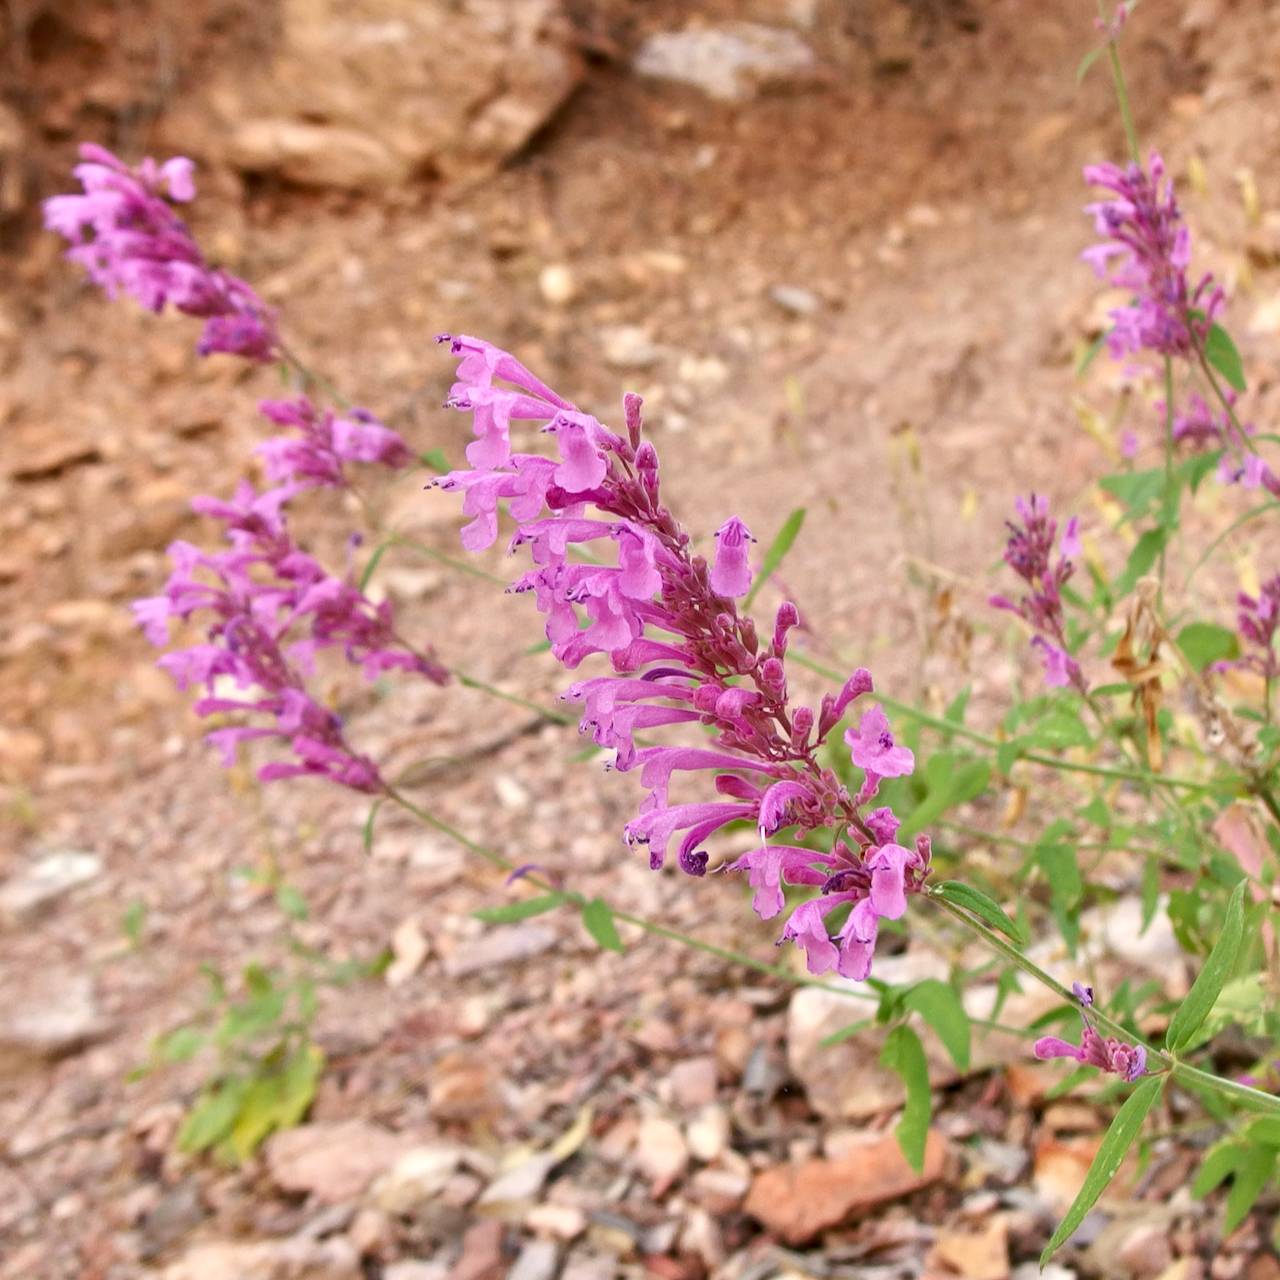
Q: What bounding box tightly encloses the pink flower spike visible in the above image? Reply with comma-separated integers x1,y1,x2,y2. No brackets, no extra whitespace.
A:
710,517,754,598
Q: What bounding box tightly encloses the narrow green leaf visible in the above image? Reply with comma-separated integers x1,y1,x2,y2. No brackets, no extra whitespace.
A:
1114,527,1169,596
473,892,568,925
944,687,971,726
1175,621,1239,671
742,507,806,612
358,539,394,592
1192,1139,1246,1198
818,1017,873,1049
275,884,309,921
1076,45,1105,84
1205,323,1247,392
362,799,383,854
1041,1076,1163,1265
881,1025,931,1173
905,979,971,1071
581,897,625,952
122,899,147,948
932,881,1025,944
1165,880,1247,1053
1225,1145,1275,1233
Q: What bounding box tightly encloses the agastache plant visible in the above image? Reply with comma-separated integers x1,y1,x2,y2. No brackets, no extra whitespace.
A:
1034,983,1147,1084
434,335,931,980
990,495,1086,692
44,143,279,361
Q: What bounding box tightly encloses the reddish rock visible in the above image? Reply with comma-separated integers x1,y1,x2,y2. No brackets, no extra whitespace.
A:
743,1130,948,1245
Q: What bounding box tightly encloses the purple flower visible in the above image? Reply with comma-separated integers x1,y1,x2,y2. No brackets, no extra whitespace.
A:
257,397,413,491
435,336,932,981
45,144,278,361
1216,575,1280,684
135,478,446,790
1033,981,1146,1083
710,517,754,598
991,495,1086,694
845,706,915,781
1083,151,1223,361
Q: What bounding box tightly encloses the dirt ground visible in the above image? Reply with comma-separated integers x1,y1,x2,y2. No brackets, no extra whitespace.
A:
4,1,1280,1277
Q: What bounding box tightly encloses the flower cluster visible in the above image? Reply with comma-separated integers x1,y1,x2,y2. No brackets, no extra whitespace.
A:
44,144,278,361
135,479,446,792
1217,575,1280,684
1034,983,1148,1083
1083,152,1223,361
990,495,1087,692
434,335,931,980
257,397,414,493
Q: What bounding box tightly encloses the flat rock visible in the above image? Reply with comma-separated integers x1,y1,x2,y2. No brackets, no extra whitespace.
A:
0,967,108,1067
266,1121,415,1205
0,850,102,923
372,1144,465,1214
925,1216,1011,1280
743,1129,947,1245
633,1115,689,1195
633,23,817,103
509,1239,560,1280
444,924,556,978
162,1237,360,1280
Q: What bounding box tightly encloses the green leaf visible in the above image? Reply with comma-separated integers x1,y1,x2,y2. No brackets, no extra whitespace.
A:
944,687,971,726
742,507,806,612
1193,1139,1246,1197
358,539,394,592
932,881,1026,944
1205,323,1247,392
179,1079,248,1154
419,447,450,472
904,979,971,1071
275,884,309,921
1176,621,1240,671
121,899,147,948
818,1017,874,1048
473,892,569,925
581,897,624,953
1225,1145,1275,1233
881,1025,931,1173
157,1026,205,1063
362,799,383,853
1099,468,1166,519
1165,880,1246,1053
1114,527,1168,597
1246,1117,1280,1148
1076,45,1105,85
1041,1076,1163,1265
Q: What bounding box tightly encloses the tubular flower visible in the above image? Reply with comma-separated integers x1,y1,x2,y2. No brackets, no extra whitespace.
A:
434,335,930,980
1083,152,1223,361
134,480,446,790
44,144,278,361
256,397,414,492
1034,983,1148,1083
990,495,1087,693
1215,574,1280,684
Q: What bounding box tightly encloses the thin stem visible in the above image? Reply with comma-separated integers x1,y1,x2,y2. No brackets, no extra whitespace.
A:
382,789,1029,1035
1159,357,1176,604
929,890,1280,1115
1097,1,1141,163
454,670,574,726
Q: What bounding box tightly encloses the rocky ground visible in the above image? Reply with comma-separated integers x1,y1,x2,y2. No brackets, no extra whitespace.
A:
4,1,1280,1277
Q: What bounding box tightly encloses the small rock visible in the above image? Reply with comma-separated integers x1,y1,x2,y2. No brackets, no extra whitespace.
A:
0,968,108,1067
162,1238,360,1280
348,1208,392,1258
384,1264,448,1280
678,1208,725,1267
478,1153,558,1208
444,924,556,978
689,1166,750,1213
743,1130,948,1245
926,1216,1010,1280
768,284,821,316
668,1057,718,1109
452,1220,506,1280
373,1145,464,1214
266,1122,414,1205
0,850,102,923
526,1202,586,1240
685,1105,730,1162
634,1115,689,1195
385,916,430,987
509,1239,560,1280
1034,1136,1103,1211
539,264,577,306
227,119,410,190
1117,1222,1175,1277
601,325,663,370
138,1181,206,1259
429,1050,503,1122
633,24,817,103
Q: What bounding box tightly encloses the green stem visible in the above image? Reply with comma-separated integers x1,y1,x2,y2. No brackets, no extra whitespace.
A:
790,651,1223,792
1097,2,1141,163
454,671,574,725
929,890,1280,1115
382,789,1030,1036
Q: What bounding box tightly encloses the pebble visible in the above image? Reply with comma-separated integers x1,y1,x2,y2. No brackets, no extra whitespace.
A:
444,924,556,978
525,1202,587,1240
265,1122,414,1205
509,1239,560,1280
769,284,821,316
685,1104,730,1162
633,23,817,103
0,967,108,1067
538,264,577,306
373,1145,464,1214
667,1056,718,1109
633,1115,689,1195
600,325,663,370
0,850,102,923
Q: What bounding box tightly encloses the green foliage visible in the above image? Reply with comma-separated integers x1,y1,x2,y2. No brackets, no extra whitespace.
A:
1204,324,1247,392
881,1024,931,1173
581,897,624,952
473,892,569,924
932,881,1025,943
904,979,971,1071
1041,1076,1164,1264
1176,622,1240,670
1165,881,1247,1054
